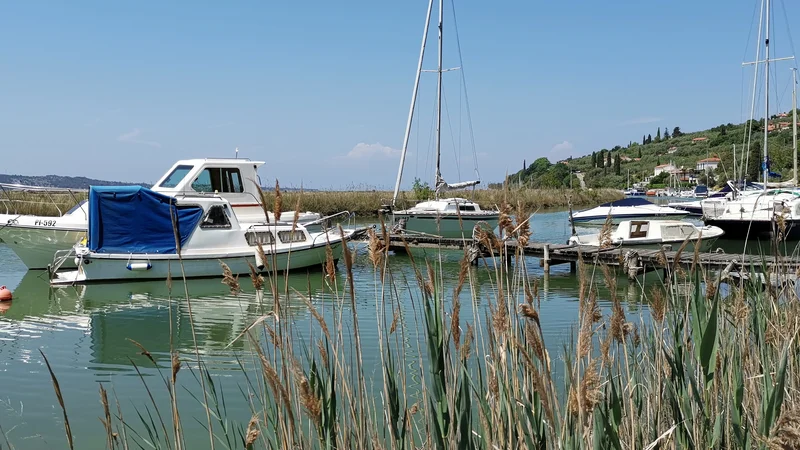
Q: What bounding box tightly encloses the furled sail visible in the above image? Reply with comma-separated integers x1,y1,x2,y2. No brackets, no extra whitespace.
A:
435,178,480,194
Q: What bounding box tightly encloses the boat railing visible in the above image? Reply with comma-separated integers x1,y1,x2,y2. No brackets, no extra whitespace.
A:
0,183,88,218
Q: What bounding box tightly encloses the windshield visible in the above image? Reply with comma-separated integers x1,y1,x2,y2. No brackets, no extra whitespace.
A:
159,165,193,188
65,199,88,215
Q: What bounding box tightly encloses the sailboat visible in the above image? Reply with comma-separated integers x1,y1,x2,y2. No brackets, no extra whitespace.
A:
387,0,499,239
703,0,800,239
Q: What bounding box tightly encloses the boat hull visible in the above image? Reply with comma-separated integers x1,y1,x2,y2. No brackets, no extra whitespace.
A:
703,219,800,240
392,213,499,238
0,223,84,269
52,241,344,284
570,237,720,252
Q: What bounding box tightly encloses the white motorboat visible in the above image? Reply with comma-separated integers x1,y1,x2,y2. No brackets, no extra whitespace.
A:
0,158,325,270
1,185,88,269
50,186,362,284
568,219,724,251
385,0,499,238
571,198,688,225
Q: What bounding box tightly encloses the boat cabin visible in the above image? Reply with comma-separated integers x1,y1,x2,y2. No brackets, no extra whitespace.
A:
152,159,266,220
620,220,700,241
410,197,486,213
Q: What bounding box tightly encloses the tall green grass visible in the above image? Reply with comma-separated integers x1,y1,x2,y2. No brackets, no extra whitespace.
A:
34,186,800,449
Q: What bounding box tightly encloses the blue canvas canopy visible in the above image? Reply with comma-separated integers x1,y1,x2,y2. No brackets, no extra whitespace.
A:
597,197,654,207
88,186,203,254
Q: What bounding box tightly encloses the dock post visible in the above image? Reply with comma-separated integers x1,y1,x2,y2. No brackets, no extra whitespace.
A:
570,261,577,273
540,244,551,273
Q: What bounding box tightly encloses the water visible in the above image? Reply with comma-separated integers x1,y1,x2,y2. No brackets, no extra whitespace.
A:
0,209,678,448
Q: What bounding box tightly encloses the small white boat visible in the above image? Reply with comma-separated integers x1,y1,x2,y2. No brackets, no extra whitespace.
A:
50,186,361,284
568,220,724,251
571,198,687,225
391,197,499,238
0,158,325,270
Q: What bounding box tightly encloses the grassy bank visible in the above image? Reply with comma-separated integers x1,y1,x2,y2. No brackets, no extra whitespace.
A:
3,187,622,217
264,187,623,216
30,194,800,449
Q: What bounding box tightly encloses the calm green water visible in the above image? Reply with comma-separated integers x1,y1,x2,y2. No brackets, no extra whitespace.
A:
0,210,693,448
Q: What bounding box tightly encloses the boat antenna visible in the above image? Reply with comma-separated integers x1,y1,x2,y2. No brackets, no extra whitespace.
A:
391,0,435,207
235,147,239,159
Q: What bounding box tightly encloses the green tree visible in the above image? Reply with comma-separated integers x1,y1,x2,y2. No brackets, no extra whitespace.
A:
664,127,670,139
642,135,646,146
655,127,661,142
646,134,652,144
637,147,642,158
412,178,433,200
591,151,596,167
606,151,612,167
614,153,621,175
672,126,682,137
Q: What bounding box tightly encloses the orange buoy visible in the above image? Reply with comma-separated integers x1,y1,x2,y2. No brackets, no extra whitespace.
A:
0,285,11,302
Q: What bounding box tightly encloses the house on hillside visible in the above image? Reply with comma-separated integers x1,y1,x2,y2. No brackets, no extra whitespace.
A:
669,168,696,184
696,157,720,172
667,146,678,154
654,163,677,176
619,155,632,162
692,137,708,144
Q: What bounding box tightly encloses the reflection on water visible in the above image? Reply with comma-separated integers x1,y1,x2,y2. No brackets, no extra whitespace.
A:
0,209,748,448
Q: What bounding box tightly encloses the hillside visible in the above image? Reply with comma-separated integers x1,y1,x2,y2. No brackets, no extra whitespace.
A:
0,174,148,189
503,114,800,190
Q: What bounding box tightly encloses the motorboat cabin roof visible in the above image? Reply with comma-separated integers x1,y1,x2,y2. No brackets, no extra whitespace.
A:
152,158,266,198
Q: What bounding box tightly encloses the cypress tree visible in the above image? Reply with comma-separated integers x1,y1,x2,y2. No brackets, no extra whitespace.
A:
655,128,661,142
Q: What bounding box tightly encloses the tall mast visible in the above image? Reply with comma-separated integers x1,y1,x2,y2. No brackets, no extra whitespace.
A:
433,0,444,198
794,67,798,183
391,0,435,207
763,0,771,188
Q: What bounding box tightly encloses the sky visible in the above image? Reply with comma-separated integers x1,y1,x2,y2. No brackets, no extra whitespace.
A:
1,0,798,190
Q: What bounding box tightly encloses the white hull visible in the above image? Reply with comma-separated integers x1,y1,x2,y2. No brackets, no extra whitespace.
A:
392,212,499,238
0,216,85,269
52,241,343,284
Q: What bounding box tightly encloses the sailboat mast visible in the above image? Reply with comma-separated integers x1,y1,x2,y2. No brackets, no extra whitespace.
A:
794,67,798,183
391,0,435,207
433,0,444,198
763,0,771,188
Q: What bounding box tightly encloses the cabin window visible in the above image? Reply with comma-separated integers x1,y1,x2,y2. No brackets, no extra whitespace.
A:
628,221,649,239
458,205,476,212
159,165,193,188
200,205,231,229
278,230,307,243
191,168,245,193
246,231,275,246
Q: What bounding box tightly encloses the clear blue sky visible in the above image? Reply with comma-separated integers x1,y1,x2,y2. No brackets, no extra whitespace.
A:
1,0,798,189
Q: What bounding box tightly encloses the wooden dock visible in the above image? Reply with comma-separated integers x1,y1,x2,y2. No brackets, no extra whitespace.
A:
381,234,800,281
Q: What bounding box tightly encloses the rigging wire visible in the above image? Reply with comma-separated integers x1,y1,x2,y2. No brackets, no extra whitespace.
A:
449,0,481,182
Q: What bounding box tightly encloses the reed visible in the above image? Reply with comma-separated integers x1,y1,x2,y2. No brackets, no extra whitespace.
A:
33,202,800,449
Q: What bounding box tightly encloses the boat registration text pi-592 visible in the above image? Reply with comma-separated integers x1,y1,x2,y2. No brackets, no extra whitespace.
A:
33,219,57,227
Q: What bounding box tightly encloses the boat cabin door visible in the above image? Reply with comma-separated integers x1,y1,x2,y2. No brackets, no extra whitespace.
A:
628,221,649,239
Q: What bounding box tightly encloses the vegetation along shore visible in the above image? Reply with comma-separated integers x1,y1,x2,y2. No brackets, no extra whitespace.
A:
3,187,622,217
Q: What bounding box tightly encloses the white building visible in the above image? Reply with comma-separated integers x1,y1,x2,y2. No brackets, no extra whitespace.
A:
696,157,720,172
654,163,676,176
